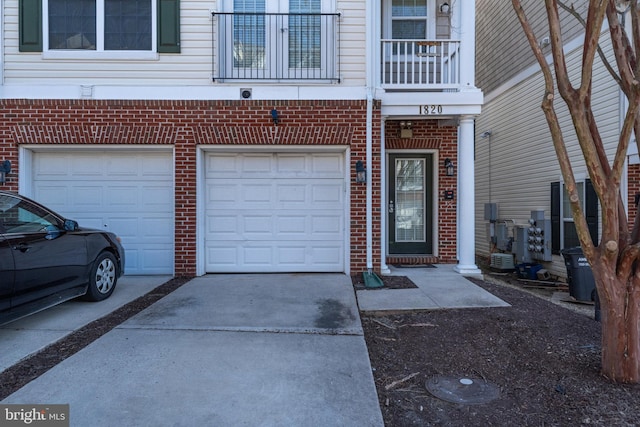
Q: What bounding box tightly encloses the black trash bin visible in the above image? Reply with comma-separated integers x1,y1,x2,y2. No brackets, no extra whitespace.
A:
561,247,596,302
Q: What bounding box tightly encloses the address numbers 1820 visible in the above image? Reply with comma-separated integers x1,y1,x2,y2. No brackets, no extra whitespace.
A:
419,105,443,115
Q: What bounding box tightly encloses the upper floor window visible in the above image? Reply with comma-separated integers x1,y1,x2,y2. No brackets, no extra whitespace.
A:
230,0,322,69
19,0,180,56
48,0,152,51
386,0,436,40
391,0,429,40
214,0,339,81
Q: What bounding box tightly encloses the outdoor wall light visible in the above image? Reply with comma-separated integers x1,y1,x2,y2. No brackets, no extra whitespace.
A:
355,160,366,183
271,109,279,125
444,158,455,176
440,2,450,14
0,160,11,184
399,121,413,139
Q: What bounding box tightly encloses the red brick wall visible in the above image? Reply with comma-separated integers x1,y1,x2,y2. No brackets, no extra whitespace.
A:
385,120,458,263
0,99,380,275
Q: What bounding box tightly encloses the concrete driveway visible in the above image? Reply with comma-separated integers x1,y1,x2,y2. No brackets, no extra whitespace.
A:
2,274,384,426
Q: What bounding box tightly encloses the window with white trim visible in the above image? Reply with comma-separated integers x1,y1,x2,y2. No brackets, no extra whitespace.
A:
18,0,180,55
385,0,436,40
46,0,152,51
391,0,429,40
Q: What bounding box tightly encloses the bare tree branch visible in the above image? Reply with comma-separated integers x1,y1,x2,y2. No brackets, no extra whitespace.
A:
559,0,623,86
512,0,595,257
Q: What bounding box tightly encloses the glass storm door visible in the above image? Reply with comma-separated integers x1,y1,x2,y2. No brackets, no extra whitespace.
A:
388,154,433,254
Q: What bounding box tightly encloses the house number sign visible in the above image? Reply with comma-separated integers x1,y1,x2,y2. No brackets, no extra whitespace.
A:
419,105,443,115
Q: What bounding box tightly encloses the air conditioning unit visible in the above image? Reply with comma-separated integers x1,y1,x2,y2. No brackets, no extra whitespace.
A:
490,253,515,270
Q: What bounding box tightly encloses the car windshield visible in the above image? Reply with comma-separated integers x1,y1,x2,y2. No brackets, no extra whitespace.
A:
0,194,60,233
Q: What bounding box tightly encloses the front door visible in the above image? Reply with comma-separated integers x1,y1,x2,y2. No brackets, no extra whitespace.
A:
388,154,433,254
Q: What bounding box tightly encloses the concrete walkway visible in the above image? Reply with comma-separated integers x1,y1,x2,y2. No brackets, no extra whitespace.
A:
2,267,509,426
356,264,510,313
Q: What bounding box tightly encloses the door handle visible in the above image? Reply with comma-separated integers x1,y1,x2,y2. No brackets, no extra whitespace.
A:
13,243,31,253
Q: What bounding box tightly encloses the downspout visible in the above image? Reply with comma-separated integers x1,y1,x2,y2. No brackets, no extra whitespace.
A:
365,0,377,273
366,89,373,272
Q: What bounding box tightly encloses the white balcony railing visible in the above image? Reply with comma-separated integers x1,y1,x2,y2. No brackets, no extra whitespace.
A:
381,39,460,89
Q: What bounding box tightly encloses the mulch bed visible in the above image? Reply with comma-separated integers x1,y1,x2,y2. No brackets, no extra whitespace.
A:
351,274,418,290
361,277,640,426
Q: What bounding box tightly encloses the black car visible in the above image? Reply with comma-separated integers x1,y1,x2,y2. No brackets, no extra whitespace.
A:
0,191,125,326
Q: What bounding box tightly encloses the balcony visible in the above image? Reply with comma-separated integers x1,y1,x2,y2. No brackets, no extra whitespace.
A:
212,12,341,82
381,39,460,90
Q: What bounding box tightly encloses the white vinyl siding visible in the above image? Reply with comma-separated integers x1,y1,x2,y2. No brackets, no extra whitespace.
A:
475,33,618,278
336,1,365,84
2,0,366,88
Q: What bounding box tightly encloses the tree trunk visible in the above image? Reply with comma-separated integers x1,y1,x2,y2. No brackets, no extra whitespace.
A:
595,267,640,383
511,0,640,383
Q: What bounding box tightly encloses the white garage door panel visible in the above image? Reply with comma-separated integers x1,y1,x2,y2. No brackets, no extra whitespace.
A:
205,152,345,273
208,211,343,241
206,243,344,272
32,151,174,275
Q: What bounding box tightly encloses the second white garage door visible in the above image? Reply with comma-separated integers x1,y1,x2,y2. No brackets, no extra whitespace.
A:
30,150,174,275
205,152,346,273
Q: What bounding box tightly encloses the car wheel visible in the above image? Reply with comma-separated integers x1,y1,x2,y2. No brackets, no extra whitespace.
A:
84,252,118,301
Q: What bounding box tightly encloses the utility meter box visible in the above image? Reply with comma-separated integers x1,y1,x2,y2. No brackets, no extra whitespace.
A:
513,225,533,263
527,210,552,262
484,203,497,222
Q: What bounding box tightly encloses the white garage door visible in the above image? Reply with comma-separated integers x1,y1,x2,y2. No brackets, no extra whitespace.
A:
205,152,345,273
31,150,174,275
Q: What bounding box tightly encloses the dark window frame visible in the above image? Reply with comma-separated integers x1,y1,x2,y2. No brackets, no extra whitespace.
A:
551,179,598,253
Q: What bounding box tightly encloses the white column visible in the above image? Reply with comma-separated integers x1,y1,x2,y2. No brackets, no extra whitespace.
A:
455,115,481,275
457,0,476,90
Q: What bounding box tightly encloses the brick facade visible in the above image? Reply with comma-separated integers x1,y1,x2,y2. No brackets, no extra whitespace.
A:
1,99,389,275
384,120,458,263
0,99,459,275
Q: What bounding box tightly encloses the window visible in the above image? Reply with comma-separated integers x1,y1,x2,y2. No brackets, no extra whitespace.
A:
48,0,151,50
0,194,58,234
288,0,321,68
231,0,323,70
216,0,338,81
391,0,429,40
232,0,266,69
47,0,151,51
551,179,598,253
18,0,180,54
561,181,584,249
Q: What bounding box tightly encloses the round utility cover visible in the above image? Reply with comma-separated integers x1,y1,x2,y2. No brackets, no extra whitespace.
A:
425,376,500,405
